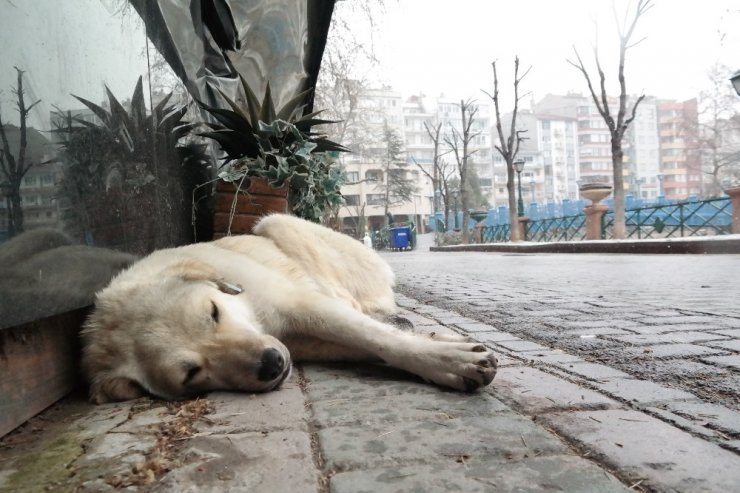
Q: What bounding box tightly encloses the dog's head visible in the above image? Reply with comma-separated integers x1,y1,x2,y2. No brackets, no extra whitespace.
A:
81,258,291,403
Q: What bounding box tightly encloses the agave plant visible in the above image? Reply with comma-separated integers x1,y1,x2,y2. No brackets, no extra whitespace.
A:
199,76,348,222
53,77,201,247
69,76,195,188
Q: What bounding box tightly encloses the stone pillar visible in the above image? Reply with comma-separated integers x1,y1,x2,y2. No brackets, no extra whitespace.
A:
583,205,608,240
473,222,484,243
517,216,529,241
725,186,740,235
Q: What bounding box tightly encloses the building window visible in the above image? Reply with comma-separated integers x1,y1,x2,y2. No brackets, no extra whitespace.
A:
344,195,360,206
366,194,385,205
365,170,383,182
345,171,359,182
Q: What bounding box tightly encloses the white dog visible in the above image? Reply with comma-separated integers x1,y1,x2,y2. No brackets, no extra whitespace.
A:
82,214,497,403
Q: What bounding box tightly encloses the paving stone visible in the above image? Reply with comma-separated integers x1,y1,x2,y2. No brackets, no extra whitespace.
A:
548,319,641,330
470,330,520,343
625,343,728,359
489,366,619,414
434,315,480,326
563,327,635,336
701,354,740,371
157,431,317,493
303,364,446,402
492,339,551,353
557,362,632,381
541,409,740,492
594,378,700,406
517,350,585,365
663,400,740,436
521,309,584,318
709,328,740,337
702,339,740,352
646,406,733,441
638,316,726,325
626,323,724,334
318,414,569,470
311,390,511,428
201,387,308,434
329,455,630,493
607,331,730,346
455,322,501,333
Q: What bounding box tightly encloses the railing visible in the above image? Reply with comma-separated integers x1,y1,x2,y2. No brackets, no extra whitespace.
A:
603,197,732,239
480,223,511,243
526,214,587,242
477,196,732,243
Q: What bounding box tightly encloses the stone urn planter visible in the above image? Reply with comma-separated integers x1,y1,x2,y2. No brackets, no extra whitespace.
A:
579,183,613,206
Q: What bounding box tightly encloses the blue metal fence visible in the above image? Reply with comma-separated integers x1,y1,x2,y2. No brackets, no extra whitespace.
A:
430,195,733,243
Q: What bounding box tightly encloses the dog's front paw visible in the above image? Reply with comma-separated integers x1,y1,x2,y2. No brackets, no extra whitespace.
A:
396,340,498,392
460,345,498,391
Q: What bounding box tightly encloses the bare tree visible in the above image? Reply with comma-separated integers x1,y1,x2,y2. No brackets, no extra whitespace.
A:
696,63,740,196
412,121,455,230
568,0,653,239
444,99,480,244
315,1,387,158
485,57,530,242
379,123,417,227
0,67,41,237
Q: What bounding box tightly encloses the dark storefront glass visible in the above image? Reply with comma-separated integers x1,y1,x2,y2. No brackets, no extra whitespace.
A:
0,0,327,328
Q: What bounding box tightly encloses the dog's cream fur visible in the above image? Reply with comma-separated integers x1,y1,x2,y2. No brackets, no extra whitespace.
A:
82,214,497,403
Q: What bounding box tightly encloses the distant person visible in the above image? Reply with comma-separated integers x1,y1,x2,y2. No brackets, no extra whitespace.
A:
362,232,373,248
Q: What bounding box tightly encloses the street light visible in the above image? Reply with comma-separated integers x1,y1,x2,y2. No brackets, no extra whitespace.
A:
452,190,459,230
513,158,525,217
730,69,740,97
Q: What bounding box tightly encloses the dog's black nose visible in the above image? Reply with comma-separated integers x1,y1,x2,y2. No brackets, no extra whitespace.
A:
258,348,285,381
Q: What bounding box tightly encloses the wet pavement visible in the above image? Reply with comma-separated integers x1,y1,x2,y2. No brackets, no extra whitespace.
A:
1,236,739,492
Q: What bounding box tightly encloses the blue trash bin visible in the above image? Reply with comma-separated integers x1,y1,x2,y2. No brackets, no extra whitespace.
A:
389,227,411,250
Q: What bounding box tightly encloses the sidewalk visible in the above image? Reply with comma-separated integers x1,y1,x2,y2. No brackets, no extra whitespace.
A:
2,245,740,491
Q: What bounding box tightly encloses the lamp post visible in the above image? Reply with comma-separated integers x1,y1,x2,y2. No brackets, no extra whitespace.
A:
452,190,459,230
730,69,740,97
514,158,525,217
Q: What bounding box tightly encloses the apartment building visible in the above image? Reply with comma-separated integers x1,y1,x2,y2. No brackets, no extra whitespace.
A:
657,98,702,200
626,98,661,199
337,89,494,236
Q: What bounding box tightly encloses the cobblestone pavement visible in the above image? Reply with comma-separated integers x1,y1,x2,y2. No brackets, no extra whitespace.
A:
2,241,740,492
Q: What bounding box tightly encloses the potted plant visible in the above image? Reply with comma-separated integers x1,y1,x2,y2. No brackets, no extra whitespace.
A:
198,76,348,236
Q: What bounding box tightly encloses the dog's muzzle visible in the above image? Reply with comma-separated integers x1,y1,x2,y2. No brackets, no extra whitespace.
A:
258,347,291,390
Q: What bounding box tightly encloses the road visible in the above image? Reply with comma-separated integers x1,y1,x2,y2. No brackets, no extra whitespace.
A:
383,236,740,412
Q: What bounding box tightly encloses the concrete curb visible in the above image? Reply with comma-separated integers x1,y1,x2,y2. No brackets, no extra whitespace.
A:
430,235,740,254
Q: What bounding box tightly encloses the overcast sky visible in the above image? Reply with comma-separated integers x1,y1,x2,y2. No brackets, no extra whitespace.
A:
358,0,739,107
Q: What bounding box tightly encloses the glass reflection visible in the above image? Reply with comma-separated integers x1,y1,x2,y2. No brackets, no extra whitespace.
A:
0,1,208,328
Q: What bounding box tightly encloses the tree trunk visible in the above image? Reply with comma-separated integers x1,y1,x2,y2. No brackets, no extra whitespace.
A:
461,192,470,243
506,162,521,241
9,191,23,235
612,142,626,239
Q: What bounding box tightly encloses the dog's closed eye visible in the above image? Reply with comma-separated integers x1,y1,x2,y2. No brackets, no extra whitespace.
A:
211,302,219,323
182,364,202,385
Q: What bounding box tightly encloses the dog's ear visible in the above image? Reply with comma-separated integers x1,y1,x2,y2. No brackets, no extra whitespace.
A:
90,376,145,404
166,259,243,295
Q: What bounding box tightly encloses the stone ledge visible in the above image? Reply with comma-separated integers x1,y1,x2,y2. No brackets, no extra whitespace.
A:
431,235,740,254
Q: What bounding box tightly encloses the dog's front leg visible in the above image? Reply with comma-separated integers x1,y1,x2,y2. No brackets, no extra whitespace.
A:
288,296,497,391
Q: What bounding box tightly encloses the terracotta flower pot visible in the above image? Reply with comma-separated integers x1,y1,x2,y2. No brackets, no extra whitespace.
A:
213,177,289,238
